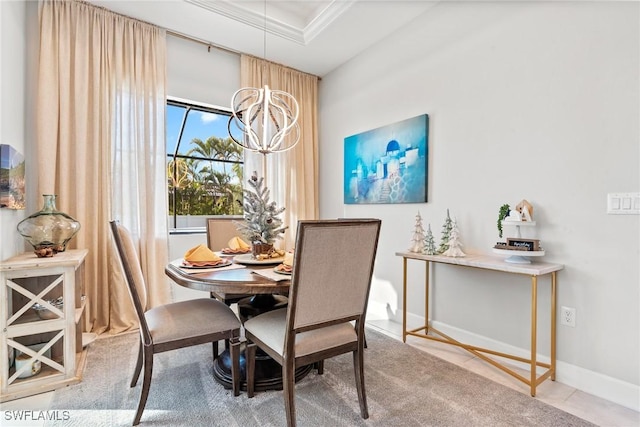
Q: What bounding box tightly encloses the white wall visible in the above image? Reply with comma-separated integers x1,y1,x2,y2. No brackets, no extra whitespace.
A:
0,0,26,261
319,1,639,410
9,0,638,411
166,35,239,108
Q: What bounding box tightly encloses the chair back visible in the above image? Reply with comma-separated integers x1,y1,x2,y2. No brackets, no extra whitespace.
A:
109,221,152,344
206,216,243,250
287,219,381,331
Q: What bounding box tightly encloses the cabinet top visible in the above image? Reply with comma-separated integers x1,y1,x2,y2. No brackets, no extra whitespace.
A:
0,249,88,270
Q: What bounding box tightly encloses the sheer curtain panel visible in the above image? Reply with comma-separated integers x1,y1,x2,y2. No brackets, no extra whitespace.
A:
241,55,319,249
37,0,170,334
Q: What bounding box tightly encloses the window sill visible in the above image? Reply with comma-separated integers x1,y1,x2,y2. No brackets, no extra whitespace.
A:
169,228,206,235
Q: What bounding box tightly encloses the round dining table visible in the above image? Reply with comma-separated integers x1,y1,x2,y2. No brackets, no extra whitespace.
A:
164,261,312,391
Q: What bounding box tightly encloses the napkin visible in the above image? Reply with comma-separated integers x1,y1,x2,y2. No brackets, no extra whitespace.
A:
171,258,245,274
222,236,251,254
251,269,291,282
283,251,294,266
228,236,250,250
275,251,294,274
183,244,223,266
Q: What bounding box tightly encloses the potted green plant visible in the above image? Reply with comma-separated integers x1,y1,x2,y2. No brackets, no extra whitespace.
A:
234,172,287,257
497,203,510,238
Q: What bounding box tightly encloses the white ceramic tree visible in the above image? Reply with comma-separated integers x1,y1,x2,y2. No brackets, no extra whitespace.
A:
408,211,425,253
443,218,466,257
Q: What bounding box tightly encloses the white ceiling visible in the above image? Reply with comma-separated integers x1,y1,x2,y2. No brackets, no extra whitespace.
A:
89,0,437,77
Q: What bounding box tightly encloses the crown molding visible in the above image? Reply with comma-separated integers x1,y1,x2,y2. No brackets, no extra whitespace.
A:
185,0,356,45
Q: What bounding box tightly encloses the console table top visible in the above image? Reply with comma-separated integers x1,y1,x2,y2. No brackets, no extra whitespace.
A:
395,251,563,276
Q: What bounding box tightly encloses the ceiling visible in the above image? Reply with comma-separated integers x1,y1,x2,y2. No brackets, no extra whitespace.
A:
89,1,437,77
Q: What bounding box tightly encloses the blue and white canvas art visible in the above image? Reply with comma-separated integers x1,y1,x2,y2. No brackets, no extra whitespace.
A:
344,114,428,204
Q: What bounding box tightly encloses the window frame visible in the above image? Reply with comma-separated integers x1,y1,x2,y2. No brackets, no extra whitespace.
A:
166,96,244,232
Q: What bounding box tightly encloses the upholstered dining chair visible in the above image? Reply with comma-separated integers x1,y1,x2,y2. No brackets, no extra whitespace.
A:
243,218,381,427
205,216,250,306
110,221,242,426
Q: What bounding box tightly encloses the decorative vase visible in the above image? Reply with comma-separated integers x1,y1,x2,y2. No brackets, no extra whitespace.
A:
17,194,81,257
251,242,274,258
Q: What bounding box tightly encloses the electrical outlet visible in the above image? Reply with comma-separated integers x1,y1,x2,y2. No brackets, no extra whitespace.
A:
560,306,576,327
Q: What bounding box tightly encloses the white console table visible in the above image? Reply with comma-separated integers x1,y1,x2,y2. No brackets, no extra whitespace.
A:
396,251,564,396
0,249,89,402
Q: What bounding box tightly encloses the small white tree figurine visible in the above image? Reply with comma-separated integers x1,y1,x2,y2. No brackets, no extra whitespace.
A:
423,224,437,255
408,212,425,253
437,209,453,254
443,218,466,257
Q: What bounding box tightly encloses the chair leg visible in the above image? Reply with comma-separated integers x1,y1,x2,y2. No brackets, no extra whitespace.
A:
131,340,143,388
230,337,240,397
283,357,296,427
315,360,324,375
246,342,256,398
133,347,154,426
212,340,219,361
353,347,369,420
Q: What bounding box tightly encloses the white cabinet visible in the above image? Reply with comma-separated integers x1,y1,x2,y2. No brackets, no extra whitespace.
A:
0,249,88,402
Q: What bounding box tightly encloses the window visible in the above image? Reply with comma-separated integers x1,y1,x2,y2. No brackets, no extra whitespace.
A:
166,97,244,230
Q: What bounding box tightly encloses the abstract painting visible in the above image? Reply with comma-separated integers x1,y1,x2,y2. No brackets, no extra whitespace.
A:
344,114,428,204
0,144,26,209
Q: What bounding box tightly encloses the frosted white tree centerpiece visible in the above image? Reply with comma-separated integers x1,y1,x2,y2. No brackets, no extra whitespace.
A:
234,171,287,257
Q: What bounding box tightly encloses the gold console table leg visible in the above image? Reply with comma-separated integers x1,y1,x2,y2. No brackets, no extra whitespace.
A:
402,257,407,343
551,271,557,381
530,275,538,396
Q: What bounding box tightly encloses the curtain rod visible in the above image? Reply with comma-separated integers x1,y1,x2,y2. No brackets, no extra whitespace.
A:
166,30,321,81
166,30,241,56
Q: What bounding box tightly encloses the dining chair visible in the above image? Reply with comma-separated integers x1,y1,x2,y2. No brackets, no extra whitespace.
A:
110,221,242,426
205,216,250,306
243,218,381,427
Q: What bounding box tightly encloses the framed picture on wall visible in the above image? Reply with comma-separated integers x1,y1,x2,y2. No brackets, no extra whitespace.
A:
0,144,26,210
344,114,429,204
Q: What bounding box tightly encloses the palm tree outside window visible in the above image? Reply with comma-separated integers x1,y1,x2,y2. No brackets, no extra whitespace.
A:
166,97,244,231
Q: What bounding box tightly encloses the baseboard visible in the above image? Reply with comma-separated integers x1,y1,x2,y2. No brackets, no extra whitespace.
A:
367,301,639,412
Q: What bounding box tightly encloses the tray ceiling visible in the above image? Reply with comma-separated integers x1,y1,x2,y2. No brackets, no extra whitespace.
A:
88,0,436,77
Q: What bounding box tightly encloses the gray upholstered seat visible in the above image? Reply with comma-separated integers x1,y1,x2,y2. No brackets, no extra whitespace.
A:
110,221,241,426
145,299,241,344
243,218,381,427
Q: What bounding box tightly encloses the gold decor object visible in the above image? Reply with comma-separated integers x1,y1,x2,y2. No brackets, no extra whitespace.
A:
17,195,81,257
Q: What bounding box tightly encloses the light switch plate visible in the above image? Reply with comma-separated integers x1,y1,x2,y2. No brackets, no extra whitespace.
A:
607,192,640,215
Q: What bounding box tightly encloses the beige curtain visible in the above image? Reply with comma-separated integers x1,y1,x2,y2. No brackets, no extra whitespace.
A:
37,0,170,335
241,55,319,249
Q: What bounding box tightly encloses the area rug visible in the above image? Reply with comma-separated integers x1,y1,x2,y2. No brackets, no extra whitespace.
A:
47,329,594,426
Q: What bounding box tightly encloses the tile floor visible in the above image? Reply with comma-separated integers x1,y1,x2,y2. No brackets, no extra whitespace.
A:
2,319,639,427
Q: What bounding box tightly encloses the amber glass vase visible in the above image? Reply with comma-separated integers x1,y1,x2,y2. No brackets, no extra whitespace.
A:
17,195,81,257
